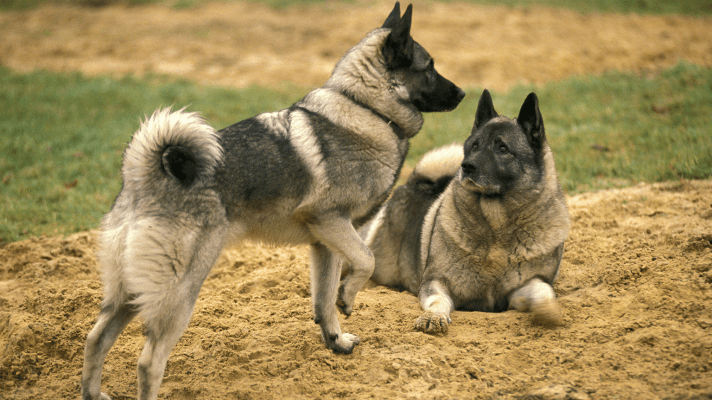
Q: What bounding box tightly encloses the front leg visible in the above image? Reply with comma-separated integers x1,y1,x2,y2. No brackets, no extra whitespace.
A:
508,277,562,326
308,243,361,353
415,280,454,334
308,215,373,353
308,215,375,316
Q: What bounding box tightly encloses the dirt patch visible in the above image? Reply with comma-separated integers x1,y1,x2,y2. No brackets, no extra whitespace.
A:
2,2,712,399
1,1,711,90
1,180,712,399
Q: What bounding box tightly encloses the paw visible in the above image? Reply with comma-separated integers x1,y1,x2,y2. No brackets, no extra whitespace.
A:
80,391,112,400
531,298,563,327
336,284,354,316
324,332,360,354
414,311,451,334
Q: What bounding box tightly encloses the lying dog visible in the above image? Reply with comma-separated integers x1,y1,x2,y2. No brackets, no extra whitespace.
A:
81,3,464,399
362,89,569,333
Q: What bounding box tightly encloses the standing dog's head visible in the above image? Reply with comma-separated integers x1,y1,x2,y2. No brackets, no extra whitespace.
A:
379,2,465,113
459,89,548,196
326,2,465,137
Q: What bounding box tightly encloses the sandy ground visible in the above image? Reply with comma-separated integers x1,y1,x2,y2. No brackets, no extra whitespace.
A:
1,181,711,399
1,2,712,399
1,1,711,90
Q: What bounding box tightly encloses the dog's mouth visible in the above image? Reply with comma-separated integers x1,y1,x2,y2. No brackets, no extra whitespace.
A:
460,172,501,195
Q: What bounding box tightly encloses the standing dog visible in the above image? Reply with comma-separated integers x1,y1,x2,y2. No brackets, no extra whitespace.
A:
81,3,465,400
362,89,569,334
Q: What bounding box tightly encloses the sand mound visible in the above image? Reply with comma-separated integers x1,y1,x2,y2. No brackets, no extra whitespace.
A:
2,180,711,399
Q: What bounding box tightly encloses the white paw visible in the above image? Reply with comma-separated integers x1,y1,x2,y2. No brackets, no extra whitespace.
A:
415,311,451,334
531,298,563,327
327,332,360,354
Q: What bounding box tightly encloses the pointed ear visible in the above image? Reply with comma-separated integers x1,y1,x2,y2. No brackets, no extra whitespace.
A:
381,2,401,29
473,89,498,130
383,4,413,68
517,92,545,147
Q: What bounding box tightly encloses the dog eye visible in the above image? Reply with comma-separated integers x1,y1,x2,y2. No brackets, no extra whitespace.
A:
499,145,508,153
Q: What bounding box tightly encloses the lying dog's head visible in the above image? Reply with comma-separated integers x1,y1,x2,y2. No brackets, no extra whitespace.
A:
460,89,547,196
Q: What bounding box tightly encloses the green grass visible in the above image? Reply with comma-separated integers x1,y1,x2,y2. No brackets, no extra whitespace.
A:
1,0,711,15
1,62,711,243
0,69,301,243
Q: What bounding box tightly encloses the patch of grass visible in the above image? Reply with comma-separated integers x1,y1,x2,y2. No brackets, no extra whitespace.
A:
1,62,711,243
0,68,300,243
536,62,712,192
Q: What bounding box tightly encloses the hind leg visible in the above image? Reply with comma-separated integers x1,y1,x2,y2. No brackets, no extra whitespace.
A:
133,227,226,400
135,289,203,400
81,301,138,400
509,278,562,326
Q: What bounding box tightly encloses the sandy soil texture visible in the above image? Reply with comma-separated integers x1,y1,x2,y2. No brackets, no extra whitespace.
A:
1,181,711,399
1,2,712,399
1,1,711,90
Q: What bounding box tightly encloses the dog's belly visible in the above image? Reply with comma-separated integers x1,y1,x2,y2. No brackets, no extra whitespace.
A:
223,206,314,247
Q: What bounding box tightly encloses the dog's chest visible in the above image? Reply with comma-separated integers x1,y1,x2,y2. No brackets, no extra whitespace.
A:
445,193,550,266
479,197,508,231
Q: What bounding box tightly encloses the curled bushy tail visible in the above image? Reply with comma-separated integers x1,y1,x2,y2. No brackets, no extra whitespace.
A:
406,143,463,195
121,108,222,191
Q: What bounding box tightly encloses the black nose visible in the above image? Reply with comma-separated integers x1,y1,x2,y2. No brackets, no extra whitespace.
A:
456,88,466,101
461,161,476,175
